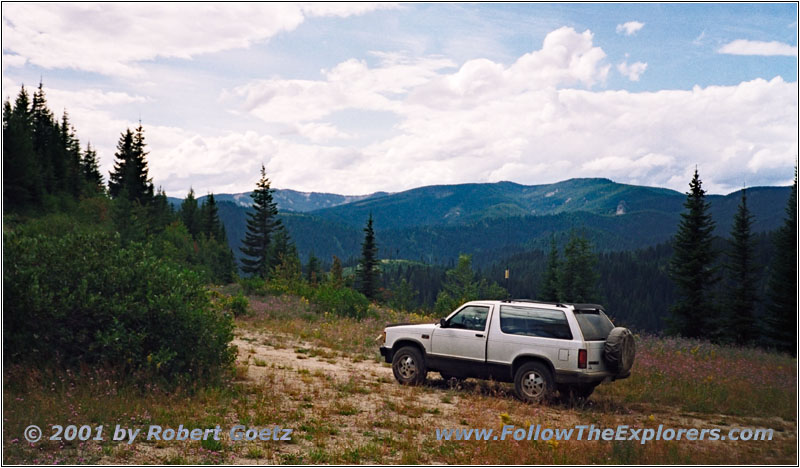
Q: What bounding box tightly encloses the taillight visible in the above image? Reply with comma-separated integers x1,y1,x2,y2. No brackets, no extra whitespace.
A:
578,349,587,369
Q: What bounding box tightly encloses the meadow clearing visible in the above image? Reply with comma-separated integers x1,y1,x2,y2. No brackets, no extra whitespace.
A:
3,292,796,464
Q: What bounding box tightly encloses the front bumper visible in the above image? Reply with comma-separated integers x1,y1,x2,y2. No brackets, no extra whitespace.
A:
379,346,392,363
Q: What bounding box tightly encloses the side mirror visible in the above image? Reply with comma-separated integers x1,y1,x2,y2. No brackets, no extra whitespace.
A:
439,318,448,328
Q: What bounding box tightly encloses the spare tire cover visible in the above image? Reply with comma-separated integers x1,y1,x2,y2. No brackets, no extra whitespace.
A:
603,327,635,374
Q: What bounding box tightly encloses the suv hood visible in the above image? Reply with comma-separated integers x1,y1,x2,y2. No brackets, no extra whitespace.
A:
385,323,436,334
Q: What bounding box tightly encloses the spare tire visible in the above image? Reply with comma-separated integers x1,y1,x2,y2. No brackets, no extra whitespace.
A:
604,327,635,375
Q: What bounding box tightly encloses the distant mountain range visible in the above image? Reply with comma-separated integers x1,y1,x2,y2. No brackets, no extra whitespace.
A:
170,178,792,267
168,188,389,212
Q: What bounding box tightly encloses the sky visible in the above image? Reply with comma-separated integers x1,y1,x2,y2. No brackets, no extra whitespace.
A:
2,2,798,197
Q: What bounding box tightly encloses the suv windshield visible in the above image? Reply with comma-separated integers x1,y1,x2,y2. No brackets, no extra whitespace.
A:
574,309,614,341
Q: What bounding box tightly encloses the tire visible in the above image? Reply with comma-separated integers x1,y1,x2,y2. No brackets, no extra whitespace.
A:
392,346,427,385
604,327,636,375
514,362,554,403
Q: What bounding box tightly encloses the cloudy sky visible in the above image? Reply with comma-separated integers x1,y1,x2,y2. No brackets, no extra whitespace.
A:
2,3,797,196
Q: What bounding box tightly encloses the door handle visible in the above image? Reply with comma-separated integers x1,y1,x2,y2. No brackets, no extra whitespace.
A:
475,333,484,337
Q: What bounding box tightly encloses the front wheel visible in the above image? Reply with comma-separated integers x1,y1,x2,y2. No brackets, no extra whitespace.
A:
514,362,554,403
392,346,427,385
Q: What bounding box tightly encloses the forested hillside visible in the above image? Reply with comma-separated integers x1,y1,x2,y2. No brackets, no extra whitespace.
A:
213,184,791,266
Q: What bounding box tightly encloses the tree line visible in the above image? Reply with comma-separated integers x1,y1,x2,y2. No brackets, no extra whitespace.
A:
668,169,796,352
3,83,236,283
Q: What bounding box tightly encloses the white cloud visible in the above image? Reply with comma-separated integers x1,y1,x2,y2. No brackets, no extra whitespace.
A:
293,122,354,143
617,60,648,81
14,25,796,197
719,39,797,57
2,54,27,70
1,3,394,77
616,21,644,36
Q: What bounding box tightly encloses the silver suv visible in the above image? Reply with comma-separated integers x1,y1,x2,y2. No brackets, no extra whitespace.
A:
378,300,635,402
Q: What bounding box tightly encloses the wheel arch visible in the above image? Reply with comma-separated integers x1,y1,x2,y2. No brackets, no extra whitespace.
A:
391,339,426,361
511,354,556,379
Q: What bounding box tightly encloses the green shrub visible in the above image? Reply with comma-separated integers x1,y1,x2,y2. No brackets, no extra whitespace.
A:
311,284,372,319
239,276,268,296
3,226,235,381
228,293,250,317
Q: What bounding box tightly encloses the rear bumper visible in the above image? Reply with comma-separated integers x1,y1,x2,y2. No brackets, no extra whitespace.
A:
379,346,392,363
555,369,629,384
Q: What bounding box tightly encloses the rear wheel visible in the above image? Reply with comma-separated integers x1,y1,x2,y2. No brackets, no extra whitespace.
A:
392,346,427,385
514,362,554,403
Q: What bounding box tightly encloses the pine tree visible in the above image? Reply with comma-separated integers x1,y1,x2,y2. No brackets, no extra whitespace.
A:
433,254,506,315
329,255,344,288
58,111,82,198
108,129,134,198
108,124,154,205
540,235,560,301
179,188,201,238
240,165,281,278
129,123,154,204
31,82,59,193
357,213,380,300
668,169,719,339
80,142,104,195
150,187,174,232
200,193,223,240
723,188,757,344
306,253,321,285
764,168,797,353
559,231,599,303
269,225,295,273
3,87,42,207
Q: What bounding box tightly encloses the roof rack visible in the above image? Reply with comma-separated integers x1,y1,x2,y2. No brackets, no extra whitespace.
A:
567,303,606,311
501,298,566,308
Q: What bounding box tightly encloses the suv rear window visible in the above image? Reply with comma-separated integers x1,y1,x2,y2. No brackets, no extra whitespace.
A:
574,309,614,341
499,306,572,340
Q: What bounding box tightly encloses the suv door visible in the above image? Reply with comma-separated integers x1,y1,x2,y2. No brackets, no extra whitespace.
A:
430,305,490,361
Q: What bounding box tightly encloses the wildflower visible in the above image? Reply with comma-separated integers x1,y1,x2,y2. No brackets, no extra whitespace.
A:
648,414,655,422
499,412,511,425
547,439,559,449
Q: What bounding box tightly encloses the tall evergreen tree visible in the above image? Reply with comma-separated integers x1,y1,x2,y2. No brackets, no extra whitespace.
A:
357,213,380,300
764,168,797,353
107,124,154,205
269,225,295,274
200,193,225,240
329,255,344,288
723,188,758,344
306,253,322,285
179,188,201,238
559,231,599,303
3,87,42,207
667,169,719,339
539,235,560,301
58,111,82,198
31,82,59,192
80,142,104,195
240,165,281,278
150,187,174,232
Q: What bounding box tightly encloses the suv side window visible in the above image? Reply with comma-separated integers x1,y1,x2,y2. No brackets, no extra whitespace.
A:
447,306,490,331
499,306,572,340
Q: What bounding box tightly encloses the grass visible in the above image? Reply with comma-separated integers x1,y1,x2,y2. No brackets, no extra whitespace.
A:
3,291,796,464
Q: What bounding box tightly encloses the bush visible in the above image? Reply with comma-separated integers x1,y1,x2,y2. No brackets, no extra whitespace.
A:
227,293,250,317
3,225,235,381
239,276,268,295
311,283,372,320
